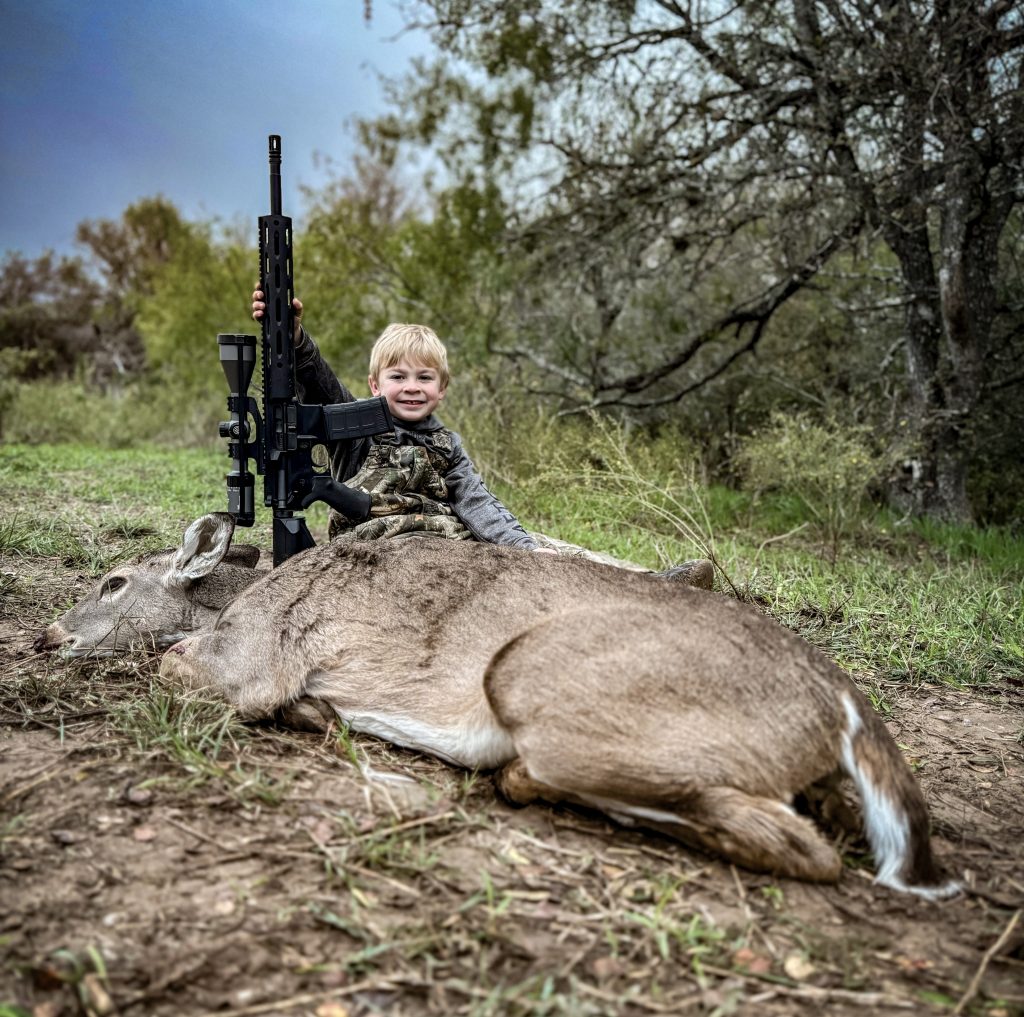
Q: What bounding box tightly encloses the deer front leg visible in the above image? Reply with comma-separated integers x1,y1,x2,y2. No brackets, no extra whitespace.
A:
276,697,336,733
160,638,306,720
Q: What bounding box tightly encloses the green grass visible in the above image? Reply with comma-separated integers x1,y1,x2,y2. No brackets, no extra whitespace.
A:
0,442,333,563
732,544,1023,690
0,442,222,535
110,680,289,804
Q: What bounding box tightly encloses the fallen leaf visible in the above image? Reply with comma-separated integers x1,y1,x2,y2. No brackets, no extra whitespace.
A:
50,829,81,846
315,1003,350,1017
132,825,157,842
896,955,932,972
733,947,772,975
31,963,66,991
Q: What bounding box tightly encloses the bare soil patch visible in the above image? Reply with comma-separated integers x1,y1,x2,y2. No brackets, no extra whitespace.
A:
2,558,1022,1017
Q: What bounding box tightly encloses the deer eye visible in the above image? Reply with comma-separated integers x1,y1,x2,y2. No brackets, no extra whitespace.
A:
100,576,127,598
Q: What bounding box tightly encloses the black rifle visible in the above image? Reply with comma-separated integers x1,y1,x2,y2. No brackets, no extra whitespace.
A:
218,135,393,566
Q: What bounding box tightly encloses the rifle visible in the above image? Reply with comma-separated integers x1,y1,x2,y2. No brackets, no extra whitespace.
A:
217,135,393,566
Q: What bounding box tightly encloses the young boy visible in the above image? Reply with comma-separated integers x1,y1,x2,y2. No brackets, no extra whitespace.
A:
253,291,544,549
251,291,714,586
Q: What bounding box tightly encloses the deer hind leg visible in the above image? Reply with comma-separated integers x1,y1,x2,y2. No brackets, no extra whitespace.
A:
660,786,843,882
495,757,842,883
596,786,843,882
586,785,843,882
495,757,558,806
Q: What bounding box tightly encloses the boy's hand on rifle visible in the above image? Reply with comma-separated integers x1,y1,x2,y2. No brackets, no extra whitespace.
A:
252,286,304,345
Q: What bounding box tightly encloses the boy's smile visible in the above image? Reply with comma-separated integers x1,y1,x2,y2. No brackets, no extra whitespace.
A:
369,359,447,423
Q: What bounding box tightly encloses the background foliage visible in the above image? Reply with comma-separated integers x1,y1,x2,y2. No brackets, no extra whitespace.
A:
1,1,1021,531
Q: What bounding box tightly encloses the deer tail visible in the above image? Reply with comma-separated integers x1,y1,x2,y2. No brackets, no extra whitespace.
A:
839,692,959,900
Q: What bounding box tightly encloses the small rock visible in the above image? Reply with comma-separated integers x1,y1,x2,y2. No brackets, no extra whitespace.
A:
590,955,624,980
783,952,816,981
124,785,154,806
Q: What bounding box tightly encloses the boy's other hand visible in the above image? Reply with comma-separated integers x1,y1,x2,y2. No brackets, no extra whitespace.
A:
252,285,304,344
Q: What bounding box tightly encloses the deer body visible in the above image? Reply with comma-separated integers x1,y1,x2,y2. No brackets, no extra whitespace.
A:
39,514,957,897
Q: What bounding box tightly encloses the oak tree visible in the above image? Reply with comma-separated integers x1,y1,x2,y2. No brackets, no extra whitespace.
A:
383,0,1023,521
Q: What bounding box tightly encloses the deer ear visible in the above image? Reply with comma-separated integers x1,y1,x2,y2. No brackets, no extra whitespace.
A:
169,514,236,585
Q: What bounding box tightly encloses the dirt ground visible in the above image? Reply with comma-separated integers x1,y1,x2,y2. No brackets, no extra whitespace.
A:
1,561,1023,1017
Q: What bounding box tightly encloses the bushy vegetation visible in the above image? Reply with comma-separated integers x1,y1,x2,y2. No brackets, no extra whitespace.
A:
2,6,1021,532
734,413,889,562
3,190,1021,530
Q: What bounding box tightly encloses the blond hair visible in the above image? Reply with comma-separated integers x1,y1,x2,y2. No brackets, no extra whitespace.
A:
368,323,450,387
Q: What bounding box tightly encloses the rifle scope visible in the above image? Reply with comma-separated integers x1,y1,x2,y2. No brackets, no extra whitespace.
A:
218,333,260,527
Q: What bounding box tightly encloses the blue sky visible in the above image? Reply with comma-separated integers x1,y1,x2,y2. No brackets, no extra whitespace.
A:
0,0,429,258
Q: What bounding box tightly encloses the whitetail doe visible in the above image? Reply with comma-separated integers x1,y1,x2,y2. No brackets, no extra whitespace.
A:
37,513,957,897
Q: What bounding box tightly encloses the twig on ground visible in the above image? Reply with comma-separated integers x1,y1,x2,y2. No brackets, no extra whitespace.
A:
953,908,1021,1016
193,978,400,1017
165,815,238,851
700,962,917,1008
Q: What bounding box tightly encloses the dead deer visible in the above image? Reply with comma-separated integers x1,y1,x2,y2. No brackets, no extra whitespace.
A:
38,513,957,897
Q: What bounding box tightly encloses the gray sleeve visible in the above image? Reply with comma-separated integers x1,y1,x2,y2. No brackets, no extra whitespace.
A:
294,328,356,405
294,328,369,482
444,436,538,550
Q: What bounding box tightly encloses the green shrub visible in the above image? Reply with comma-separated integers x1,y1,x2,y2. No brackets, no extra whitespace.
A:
1,378,222,449
735,411,886,559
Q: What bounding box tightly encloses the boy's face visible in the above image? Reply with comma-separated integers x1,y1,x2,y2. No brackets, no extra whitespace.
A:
369,358,447,423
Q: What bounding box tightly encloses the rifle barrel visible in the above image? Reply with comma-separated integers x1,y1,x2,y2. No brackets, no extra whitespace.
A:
268,135,283,216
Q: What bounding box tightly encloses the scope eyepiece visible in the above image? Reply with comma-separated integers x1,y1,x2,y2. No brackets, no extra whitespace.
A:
219,420,250,440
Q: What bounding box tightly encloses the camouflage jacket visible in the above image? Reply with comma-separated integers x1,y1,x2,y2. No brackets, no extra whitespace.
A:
294,330,537,550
